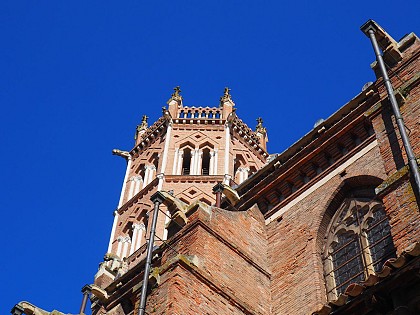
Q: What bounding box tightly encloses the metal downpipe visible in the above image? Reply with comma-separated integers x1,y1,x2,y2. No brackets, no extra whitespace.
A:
138,192,163,315
366,28,420,200
79,285,92,314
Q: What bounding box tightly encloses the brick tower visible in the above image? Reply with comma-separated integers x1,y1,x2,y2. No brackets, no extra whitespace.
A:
92,87,269,304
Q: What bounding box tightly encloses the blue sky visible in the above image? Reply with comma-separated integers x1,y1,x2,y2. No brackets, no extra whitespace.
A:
2,1,419,314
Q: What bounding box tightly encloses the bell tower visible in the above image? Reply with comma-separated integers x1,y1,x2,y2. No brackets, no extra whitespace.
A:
94,87,269,291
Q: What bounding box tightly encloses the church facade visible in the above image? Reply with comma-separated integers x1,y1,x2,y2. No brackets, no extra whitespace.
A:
12,21,420,315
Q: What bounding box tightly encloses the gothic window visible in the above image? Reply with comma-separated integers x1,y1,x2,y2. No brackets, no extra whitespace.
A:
150,152,159,172
182,148,192,175
323,194,395,300
201,148,211,175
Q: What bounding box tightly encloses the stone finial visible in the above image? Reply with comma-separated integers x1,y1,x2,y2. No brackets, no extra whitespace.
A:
255,117,268,151
255,117,266,134
167,86,183,104
220,87,233,105
135,115,149,140
139,115,149,130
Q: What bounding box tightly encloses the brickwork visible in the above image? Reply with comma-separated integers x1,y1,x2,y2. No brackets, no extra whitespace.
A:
267,144,387,314
90,23,420,315
143,204,270,315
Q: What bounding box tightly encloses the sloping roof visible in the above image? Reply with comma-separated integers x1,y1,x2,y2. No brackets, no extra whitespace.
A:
312,242,420,315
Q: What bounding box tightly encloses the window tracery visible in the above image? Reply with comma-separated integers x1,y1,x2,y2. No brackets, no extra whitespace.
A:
323,196,395,300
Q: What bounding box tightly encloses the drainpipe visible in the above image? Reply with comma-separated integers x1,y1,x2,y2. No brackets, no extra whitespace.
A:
361,20,420,200
79,285,92,314
213,183,224,207
138,192,165,315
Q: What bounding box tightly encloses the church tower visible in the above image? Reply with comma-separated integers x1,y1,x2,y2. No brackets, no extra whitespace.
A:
93,87,269,293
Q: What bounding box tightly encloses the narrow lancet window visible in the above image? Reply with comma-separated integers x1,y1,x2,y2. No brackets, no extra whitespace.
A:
182,148,192,175
202,148,211,175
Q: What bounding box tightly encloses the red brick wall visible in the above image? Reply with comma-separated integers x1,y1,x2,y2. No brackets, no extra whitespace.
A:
267,144,387,314
145,204,270,315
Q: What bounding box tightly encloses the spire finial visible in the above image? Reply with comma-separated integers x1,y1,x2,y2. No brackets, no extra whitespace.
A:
134,115,149,140
140,115,149,129
255,117,266,134
220,87,233,105
167,86,183,104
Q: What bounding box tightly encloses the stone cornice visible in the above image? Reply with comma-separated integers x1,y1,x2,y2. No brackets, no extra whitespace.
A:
234,87,378,202
131,116,169,157
164,175,224,184
231,116,269,160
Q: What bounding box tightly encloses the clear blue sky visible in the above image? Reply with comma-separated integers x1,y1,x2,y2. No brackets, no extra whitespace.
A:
2,1,419,314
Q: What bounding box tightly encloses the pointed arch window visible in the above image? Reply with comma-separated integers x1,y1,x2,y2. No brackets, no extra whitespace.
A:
323,195,396,300
182,148,192,175
201,148,211,175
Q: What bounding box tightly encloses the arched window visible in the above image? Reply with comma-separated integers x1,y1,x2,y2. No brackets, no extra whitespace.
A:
150,152,159,172
323,190,396,300
201,148,211,175
182,148,192,175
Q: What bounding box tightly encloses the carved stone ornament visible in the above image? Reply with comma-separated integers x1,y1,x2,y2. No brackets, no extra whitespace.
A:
167,86,183,104
136,115,148,132
220,86,233,105
135,115,149,140
255,117,267,134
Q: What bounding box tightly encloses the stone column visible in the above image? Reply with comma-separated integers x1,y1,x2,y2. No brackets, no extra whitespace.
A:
224,124,230,177
130,223,145,255
196,149,202,175
190,150,197,175
160,122,172,174
243,167,250,181
134,176,143,195
135,223,146,251
142,165,149,189
157,173,164,191
116,236,124,258
149,165,157,183
172,148,179,175
121,236,131,258
177,151,183,175
209,150,215,175
163,210,171,240
128,177,136,200
238,167,244,184
143,165,156,187
107,210,119,253
214,148,219,175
